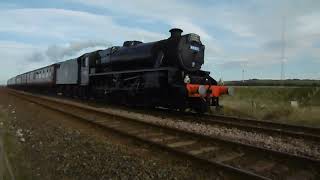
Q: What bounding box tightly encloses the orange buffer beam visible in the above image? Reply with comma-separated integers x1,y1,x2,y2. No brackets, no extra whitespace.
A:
186,84,230,97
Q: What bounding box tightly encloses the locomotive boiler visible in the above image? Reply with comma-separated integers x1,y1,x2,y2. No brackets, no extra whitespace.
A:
94,28,204,72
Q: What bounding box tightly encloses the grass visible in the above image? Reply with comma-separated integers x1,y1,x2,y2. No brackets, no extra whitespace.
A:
0,109,33,180
217,86,320,127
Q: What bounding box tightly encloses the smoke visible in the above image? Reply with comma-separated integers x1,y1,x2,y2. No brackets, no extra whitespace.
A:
27,51,47,63
27,40,112,63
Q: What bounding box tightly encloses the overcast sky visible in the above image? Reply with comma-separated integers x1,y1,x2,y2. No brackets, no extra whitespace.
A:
1,0,320,84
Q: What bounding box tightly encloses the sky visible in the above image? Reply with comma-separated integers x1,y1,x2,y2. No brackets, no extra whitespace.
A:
0,0,320,84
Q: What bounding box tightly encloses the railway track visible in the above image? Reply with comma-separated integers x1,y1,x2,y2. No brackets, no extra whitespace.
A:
180,112,320,142
202,113,320,140
130,105,320,143
8,89,320,180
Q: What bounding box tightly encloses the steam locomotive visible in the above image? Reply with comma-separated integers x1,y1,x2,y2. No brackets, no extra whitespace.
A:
7,28,230,112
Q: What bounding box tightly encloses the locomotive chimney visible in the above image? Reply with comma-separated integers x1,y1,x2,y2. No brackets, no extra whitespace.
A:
169,28,183,38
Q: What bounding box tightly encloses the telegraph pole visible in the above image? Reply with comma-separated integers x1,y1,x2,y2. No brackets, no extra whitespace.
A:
242,69,245,83
281,16,286,82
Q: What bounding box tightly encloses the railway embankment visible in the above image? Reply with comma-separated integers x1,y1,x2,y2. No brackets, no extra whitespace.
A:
0,88,219,179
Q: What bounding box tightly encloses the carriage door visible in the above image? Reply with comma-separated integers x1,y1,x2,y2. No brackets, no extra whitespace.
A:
81,56,89,85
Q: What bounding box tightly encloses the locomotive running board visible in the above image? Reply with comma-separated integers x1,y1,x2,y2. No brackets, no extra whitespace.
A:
89,67,177,77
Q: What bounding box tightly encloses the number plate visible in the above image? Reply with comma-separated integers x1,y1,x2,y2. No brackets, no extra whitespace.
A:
190,45,200,51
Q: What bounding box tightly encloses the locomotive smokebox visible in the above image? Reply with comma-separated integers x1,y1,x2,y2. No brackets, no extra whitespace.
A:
169,28,183,38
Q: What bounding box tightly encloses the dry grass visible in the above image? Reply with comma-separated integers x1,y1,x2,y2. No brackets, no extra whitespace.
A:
217,86,320,127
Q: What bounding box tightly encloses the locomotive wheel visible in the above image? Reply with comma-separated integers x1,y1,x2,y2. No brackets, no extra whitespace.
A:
193,99,209,113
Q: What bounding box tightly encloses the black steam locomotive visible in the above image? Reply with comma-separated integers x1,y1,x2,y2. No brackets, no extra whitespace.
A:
7,28,229,112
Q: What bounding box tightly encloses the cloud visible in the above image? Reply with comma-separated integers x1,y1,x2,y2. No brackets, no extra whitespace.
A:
0,39,113,85
215,60,249,69
70,0,255,38
296,12,320,37
0,8,167,84
1,1,320,83
0,41,44,84
69,0,221,51
69,0,320,79
0,8,166,42
170,18,213,40
27,51,47,63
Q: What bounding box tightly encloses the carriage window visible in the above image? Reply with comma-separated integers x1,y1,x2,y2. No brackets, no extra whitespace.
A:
81,58,89,67
85,57,89,67
82,59,85,67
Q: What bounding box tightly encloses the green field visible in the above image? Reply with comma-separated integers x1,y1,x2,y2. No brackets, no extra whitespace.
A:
225,79,320,87
217,86,320,127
